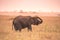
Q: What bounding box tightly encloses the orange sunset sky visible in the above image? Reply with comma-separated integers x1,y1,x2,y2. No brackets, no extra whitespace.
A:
0,0,60,12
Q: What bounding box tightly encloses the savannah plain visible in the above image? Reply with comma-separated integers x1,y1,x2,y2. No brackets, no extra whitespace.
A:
0,12,60,40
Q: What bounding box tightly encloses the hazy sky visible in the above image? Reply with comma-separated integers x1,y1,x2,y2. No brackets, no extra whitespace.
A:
0,0,60,12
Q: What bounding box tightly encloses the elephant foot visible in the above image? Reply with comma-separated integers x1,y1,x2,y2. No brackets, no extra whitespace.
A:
19,29,22,32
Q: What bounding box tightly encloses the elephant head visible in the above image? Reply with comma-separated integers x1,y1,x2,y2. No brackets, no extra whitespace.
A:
31,16,43,25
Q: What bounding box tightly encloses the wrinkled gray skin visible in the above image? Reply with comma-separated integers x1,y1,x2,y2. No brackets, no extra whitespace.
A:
12,16,43,31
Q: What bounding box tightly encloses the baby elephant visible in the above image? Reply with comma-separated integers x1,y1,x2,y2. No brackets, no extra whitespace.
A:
12,15,43,31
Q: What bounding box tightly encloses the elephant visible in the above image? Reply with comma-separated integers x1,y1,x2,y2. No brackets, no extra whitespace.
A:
12,15,43,31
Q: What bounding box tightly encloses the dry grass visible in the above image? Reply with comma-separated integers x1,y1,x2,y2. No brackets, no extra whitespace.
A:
0,15,60,40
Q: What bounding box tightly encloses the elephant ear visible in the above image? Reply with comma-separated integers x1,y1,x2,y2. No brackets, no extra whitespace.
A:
30,17,35,24
31,16,39,25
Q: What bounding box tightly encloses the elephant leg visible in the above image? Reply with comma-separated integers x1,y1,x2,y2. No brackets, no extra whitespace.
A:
14,24,19,31
14,22,22,31
19,27,22,32
19,29,21,32
18,25,22,32
27,26,32,31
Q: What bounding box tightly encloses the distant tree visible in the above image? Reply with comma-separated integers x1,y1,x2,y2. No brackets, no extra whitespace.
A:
33,11,36,13
19,10,23,13
57,14,60,16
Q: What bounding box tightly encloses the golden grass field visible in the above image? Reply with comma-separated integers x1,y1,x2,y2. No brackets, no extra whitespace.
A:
0,15,60,40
